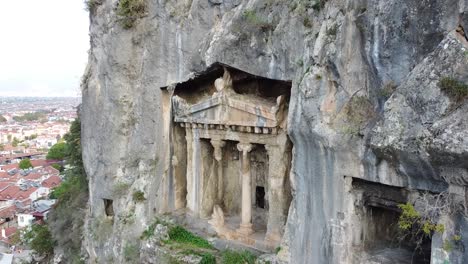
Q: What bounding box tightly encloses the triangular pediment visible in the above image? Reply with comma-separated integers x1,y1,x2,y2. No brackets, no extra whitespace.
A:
173,94,284,128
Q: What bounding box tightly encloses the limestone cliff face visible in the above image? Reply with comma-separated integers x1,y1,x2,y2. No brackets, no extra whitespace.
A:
81,0,468,263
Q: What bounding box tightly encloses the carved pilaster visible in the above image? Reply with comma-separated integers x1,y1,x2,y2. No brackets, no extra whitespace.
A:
264,144,289,243
210,139,226,204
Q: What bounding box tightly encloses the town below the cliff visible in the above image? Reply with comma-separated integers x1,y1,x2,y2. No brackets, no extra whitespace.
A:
0,97,80,262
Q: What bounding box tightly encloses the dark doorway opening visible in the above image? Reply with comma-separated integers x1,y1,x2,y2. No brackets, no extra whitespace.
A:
256,186,265,209
103,199,114,217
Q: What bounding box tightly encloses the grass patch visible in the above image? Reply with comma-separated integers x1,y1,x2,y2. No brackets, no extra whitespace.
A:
438,77,468,102
221,250,256,264
242,10,273,31
168,226,213,249
132,190,146,202
117,0,147,29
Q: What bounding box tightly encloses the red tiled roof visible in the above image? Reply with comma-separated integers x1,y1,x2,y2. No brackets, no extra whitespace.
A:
42,165,60,175
3,227,17,237
13,187,38,201
31,160,49,168
0,205,16,219
42,175,61,189
0,226,18,244
0,164,19,171
23,173,42,181
0,186,20,200
0,182,11,192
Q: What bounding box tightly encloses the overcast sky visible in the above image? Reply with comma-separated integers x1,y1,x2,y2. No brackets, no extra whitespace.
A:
0,1,89,97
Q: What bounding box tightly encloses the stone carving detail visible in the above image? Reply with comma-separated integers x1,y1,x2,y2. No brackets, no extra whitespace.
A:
170,64,292,250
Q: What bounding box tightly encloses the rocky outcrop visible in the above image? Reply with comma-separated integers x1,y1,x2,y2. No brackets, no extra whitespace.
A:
81,0,468,263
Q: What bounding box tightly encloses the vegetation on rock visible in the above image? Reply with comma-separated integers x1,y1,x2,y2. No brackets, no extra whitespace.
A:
117,0,147,29
132,190,146,202
22,224,55,257
168,225,213,249
47,118,89,261
85,0,102,11
438,77,468,102
221,250,256,264
242,10,273,31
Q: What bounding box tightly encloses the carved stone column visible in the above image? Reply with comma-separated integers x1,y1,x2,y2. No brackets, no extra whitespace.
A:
186,127,202,216
265,144,289,243
210,139,226,205
237,142,254,235
185,128,195,213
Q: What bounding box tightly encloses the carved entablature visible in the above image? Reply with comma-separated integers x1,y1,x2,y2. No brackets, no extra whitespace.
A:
171,64,290,134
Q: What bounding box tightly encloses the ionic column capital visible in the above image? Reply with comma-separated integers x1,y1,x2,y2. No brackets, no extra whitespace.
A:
237,142,253,153
210,139,226,149
210,139,226,161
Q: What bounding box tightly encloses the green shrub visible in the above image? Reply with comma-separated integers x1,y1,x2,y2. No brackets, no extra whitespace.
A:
23,224,55,257
242,10,272,31
19,158,33,169
311,0,327,11
85,0,102,11
140,218,168,240
221,250,256,264
117,0,147,29
438,77,468,102
123,243,140,263
47,142,67,160
168,226,212,249
182,250,216,264
132,190,146,202
326,24,338,38
275,246,281,254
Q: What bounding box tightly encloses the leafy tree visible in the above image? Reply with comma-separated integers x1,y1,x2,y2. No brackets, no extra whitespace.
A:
51,163,63,172
0,144,4,151
13,112,47,122
0,115,6,123
23,224,54,256
46,142,67,160
12,137,20,147
47,118,88,261
19,158,33,169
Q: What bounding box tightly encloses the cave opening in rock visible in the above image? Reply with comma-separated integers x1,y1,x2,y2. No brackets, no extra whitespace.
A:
103,199,114,217
256,186,266,209
351,178,432,264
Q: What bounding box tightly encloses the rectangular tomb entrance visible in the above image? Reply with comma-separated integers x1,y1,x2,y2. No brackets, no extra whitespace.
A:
166,63,292,250
350,178,432,264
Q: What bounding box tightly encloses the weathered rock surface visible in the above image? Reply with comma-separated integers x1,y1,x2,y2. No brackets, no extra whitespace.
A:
81,0,468,263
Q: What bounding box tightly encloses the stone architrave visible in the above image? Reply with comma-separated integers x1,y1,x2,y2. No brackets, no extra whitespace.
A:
265,144,289,243
237,142,254,236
